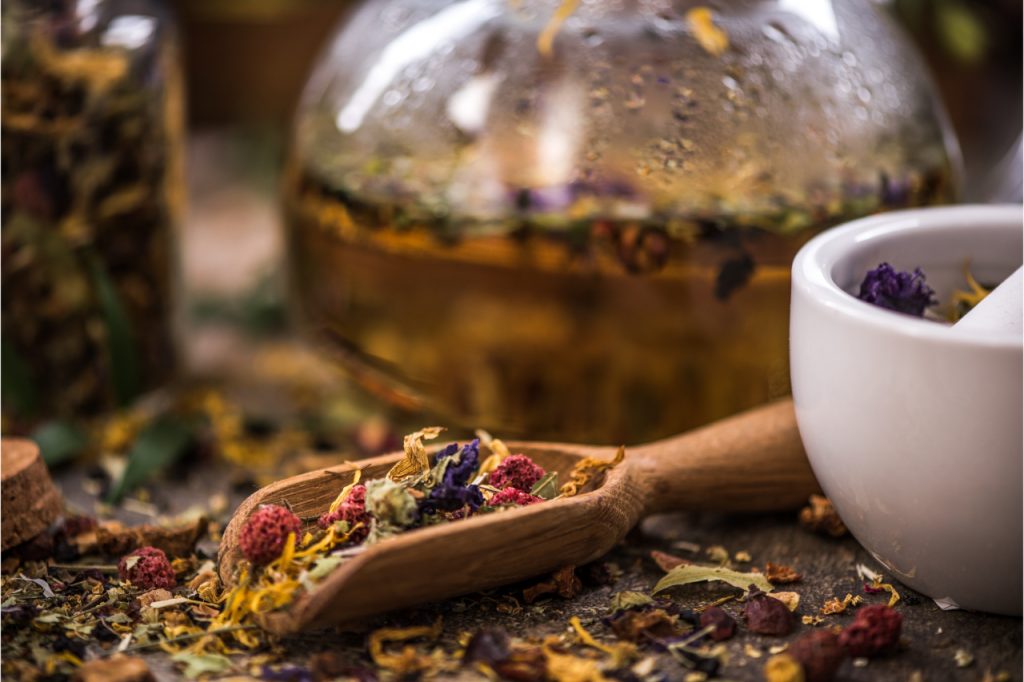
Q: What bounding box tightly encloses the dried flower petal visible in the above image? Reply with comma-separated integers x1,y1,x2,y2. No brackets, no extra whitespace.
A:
799,496,848,538
651,550,690,572
765,562,802,585
700,606,737,641
856,262,936,316
742,592,795,636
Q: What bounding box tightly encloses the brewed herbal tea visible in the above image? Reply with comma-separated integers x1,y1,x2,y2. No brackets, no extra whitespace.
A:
286,0,960,443
288,167,953,444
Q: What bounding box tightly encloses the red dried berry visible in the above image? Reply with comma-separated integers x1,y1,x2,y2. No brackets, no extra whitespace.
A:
318,486,367,527
489,455,546,492
487,487,544,507
118,546,176,590
839,604,902,657
787,629,846,682
741,593,795,636
700,606,737,641
239,504,302,566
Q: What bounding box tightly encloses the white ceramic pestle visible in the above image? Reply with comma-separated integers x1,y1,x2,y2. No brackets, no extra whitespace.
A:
952,265,1023,336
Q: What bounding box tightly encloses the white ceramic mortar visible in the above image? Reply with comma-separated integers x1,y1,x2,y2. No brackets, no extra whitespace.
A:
790,204,1023,615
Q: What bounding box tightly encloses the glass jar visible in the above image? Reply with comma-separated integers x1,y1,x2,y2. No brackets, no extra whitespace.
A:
286,0,960,444
1,0,184,425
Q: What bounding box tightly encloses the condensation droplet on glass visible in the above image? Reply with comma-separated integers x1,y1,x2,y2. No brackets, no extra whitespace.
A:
855,105,868,120
842,51,857,67
871,110,885,125
438,41,455,55
382,90,404,107
583,30,603,47
722,75,740,91
761,23,791,45
856,87,871,104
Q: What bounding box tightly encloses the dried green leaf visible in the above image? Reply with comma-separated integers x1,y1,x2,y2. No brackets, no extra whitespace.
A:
653,564,773,595
1,337,38,416
530,471,560,500
85,250,140,406
308,555,344,581
610,590,655,614
32,420,88,467
106,416,192,504
171,652,232,679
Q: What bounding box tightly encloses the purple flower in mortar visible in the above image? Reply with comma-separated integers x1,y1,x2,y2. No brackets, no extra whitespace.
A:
856,262,936,316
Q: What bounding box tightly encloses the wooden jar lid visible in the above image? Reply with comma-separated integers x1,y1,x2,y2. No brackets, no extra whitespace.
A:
2,438,63,550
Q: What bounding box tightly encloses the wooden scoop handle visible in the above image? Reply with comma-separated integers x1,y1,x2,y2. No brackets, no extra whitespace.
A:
632,398,818,515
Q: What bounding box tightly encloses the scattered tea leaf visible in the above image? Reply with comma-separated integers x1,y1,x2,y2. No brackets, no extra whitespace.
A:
106,416,193,504
31,420,88,467
610,591,654,614
653,564,773,595
171,652,232,679
530,472,560,500
85,251,141,406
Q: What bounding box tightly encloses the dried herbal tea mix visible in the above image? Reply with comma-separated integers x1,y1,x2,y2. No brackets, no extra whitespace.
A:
222,427,607,624
1,0,184,426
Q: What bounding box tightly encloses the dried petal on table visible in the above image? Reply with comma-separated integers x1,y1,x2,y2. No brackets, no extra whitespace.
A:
650,550,689,572
765,562,802,585
821,594,863,615
523,565,582,604
608,608,684,642
742,591,795,636
699,606,737,641
799,496,848,538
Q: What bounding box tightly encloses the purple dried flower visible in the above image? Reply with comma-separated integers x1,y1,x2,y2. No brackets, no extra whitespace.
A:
422,440,484,514
856,262,936,316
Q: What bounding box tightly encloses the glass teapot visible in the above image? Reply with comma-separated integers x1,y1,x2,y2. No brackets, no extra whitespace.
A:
285,0,960,444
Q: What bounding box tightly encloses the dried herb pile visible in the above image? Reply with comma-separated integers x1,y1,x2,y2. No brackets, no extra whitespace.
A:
2,486,1016,681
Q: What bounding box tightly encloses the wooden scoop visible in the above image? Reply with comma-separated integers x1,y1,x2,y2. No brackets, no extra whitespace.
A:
219,399,817,634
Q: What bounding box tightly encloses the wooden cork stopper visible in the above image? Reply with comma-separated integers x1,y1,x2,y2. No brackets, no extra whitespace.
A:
2,438,63,550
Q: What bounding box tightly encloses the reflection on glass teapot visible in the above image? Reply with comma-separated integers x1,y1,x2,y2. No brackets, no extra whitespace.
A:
285,0,961,444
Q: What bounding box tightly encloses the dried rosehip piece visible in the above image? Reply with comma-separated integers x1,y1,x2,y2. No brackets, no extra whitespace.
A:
839,604,902,657
487,487,543,507
239,504,302,566
787,629,846,682
317,485,372,543
118,546,176,590
489,454,546,492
